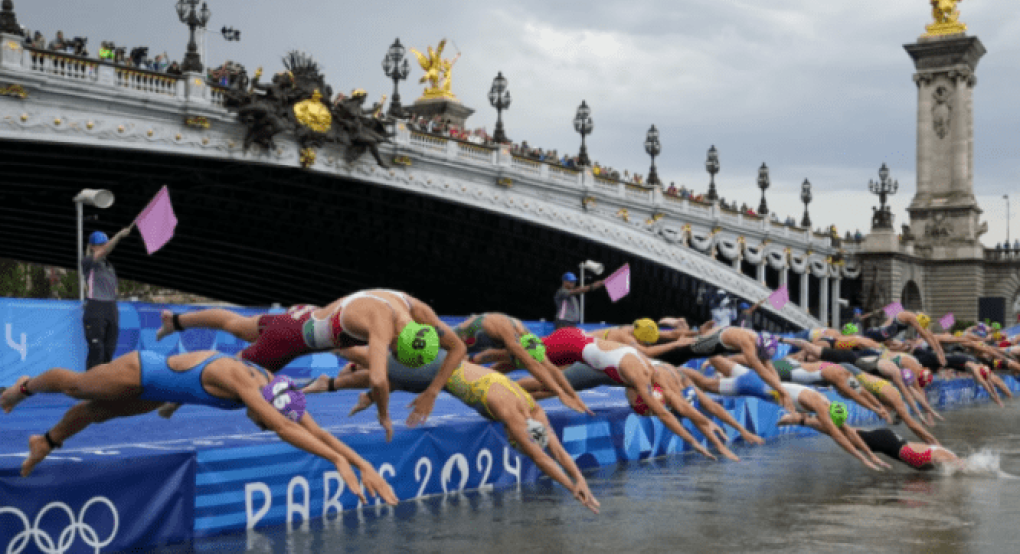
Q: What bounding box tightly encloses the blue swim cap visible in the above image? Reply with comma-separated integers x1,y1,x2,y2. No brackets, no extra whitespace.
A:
739,302,751,311
88,231,109,245
853,307,863,316
562,272,578,283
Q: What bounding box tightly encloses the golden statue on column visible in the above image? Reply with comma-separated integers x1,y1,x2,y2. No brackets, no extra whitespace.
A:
410,39,461,101
922,0,967,37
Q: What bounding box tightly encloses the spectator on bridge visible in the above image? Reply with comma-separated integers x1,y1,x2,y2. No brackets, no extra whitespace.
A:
81,225,134,370
31,31,45,49
667,183,677,196
47,31,67,52
1014,239,1020,250
166,61,182,75
855,229,864,241
98,41,114,61
554,272,605,330
152,53,168,73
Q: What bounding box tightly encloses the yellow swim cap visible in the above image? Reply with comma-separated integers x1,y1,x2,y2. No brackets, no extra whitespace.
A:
954,331,963,337
632,318,660,344
916,313,931,330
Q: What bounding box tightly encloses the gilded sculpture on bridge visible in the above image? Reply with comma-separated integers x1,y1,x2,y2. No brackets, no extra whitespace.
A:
219,51,392,167
410,39,460,100
922,0,966,37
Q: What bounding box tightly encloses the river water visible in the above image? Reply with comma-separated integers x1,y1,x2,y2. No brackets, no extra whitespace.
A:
186,401,1020,554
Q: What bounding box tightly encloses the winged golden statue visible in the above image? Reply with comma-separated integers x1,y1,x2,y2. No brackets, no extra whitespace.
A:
922,0,966,37
410,39,460,101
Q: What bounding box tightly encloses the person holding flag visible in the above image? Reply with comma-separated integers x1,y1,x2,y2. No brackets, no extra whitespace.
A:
81,224,134,369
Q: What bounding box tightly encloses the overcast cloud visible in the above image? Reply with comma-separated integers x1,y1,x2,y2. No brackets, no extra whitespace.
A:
14,0,1020,245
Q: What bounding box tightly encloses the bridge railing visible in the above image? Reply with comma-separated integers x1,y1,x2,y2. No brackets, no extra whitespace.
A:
985,247,1020,262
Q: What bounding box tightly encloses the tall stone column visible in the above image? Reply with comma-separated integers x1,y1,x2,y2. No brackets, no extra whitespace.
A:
756,262,766,285
799,272,810,312
819,275,829,324
831,277,842,328
904,34,985,259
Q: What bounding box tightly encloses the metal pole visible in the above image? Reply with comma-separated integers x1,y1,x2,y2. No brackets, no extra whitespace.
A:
579,264,585,325
1006,194,1010,246
76,201,84,302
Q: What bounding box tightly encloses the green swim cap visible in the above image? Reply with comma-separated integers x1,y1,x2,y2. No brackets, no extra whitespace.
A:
520,333,546,363
513,333,547,369
396,322,440,368
842,323,859,336
992,322,1002,331
829,401,848,427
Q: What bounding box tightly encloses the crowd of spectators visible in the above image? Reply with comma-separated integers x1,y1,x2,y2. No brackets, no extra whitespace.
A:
17,27,229,78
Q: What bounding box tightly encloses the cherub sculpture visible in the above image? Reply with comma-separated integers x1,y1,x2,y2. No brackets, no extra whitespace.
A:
410,39,460,99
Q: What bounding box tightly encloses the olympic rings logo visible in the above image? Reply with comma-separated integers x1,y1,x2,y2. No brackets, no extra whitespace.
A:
0,497,118,554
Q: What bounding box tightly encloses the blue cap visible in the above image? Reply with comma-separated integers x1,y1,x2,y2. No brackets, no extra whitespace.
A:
88,231,109,245
853,307,863,316
739,302,751,311
562,272,578,283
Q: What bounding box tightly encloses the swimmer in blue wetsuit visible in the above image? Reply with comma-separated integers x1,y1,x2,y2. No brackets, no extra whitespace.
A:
0,352,397,506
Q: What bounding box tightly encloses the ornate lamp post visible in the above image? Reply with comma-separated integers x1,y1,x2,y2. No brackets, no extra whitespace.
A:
1,0,21,35
175,0,211,73
800,179,812,227
382,38,410,118
644,125,661,186
573,100,594,167
488,71,511,143
757,162,770,215
868,162,898,229
705,145,720,202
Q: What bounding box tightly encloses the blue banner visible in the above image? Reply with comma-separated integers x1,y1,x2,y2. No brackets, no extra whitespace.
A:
0,452,196,554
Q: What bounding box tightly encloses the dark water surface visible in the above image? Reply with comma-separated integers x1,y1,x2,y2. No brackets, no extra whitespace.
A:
186,402,1020,554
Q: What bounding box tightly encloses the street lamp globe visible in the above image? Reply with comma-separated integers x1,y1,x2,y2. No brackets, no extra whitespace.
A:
175,0,188,21
199,2,211,25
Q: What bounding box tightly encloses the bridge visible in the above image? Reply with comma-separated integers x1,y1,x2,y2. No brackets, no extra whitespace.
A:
0,29,858,330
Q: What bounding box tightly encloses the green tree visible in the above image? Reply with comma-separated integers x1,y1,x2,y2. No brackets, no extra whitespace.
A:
0,258,28,298
28,265,52,299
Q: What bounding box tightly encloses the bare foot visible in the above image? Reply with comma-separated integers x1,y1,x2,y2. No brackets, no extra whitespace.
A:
21,434,51,477
155,310,177,341
1,376,30,414
303,375,332,394
157,402,182,419
349,392,375,416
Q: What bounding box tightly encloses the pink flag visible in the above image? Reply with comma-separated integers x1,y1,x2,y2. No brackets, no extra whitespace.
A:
135,186,177,254
939,313,955,330
883,302,904,319
767,284,789,310
604,264,631,303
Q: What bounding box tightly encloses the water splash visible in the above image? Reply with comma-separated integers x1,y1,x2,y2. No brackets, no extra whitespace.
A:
938,448,1017,479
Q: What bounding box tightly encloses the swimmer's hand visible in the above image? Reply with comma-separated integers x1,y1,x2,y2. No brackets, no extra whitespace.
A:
562,394,594,416
693,443,717,461
360,465,399,506
334,458,367,504
406,390,438,428
573,481,601,515
742,430,766,446
378,413,394,443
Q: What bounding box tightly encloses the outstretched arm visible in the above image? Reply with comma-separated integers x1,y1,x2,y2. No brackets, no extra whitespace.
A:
299,412,398,505
533,409,600,514
691,386,764,445
407,302,467,427
91,224,134,261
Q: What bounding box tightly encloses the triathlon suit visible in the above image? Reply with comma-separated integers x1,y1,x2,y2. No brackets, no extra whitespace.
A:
772,359,827,385
911,348,974,371
790,328,826,342
383,349,533,421
777,383,810,412
543,327,640,385
454,314,525,355
241,291,411,372
855,429,944,470
561,362,618,391
862,317,909,342
717,364,775,402
820,337,865,350
658,327,742,367
138,351,248,410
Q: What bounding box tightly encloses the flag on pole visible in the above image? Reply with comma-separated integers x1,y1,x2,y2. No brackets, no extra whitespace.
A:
604,263,631,303
767,284,789,310
939,313,955,330
883,302,904,319
135,185,177,254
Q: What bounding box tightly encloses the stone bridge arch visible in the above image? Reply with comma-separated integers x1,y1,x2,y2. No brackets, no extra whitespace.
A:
901,280,923,312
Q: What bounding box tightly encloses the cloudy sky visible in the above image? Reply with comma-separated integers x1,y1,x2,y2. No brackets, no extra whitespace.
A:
14,0,1020,245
